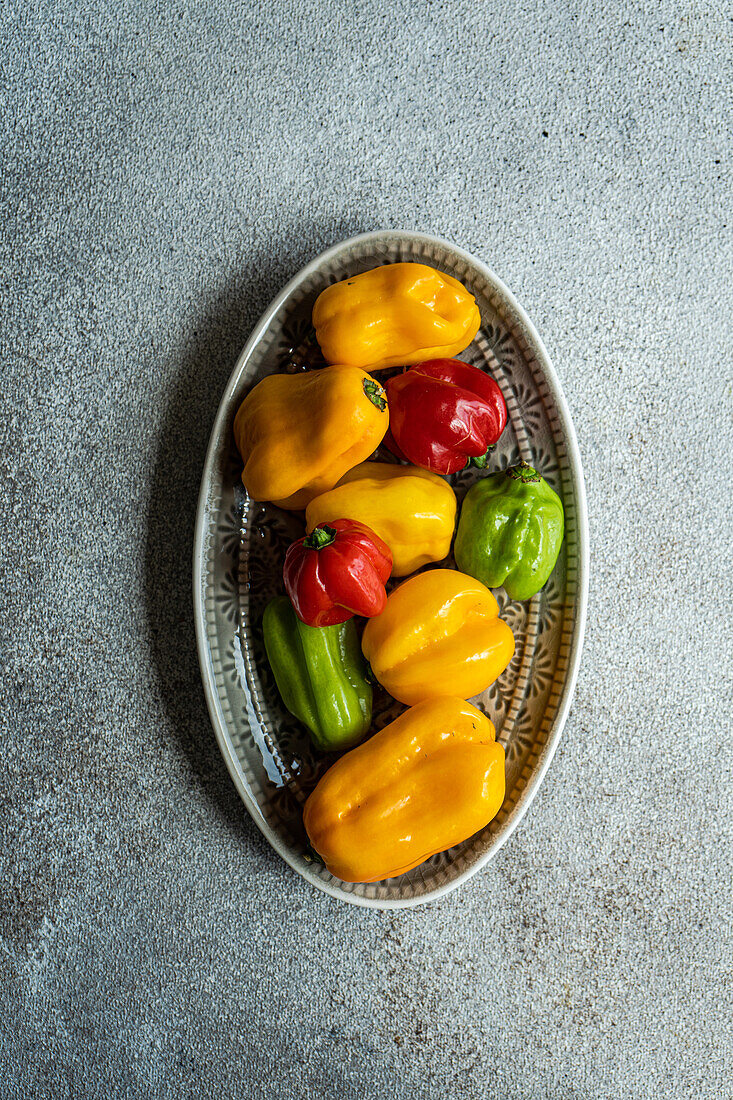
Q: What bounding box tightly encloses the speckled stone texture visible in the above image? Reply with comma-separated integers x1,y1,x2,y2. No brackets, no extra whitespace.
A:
1,1,731,1097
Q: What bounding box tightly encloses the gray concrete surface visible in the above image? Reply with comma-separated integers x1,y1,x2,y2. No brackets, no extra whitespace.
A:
1,1,731,1097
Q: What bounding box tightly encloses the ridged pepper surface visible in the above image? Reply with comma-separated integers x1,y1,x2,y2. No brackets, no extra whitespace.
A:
312,263,480,372
233,365,388,510
361,568,514,705
303,697,505,882
455,462,564,600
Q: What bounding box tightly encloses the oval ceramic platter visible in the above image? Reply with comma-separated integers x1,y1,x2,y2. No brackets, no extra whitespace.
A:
194,230,588,909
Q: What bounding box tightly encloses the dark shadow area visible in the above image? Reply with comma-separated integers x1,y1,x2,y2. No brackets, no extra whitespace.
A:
143,228,346,846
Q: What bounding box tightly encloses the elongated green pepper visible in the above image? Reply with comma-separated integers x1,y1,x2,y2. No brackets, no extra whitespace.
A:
262,596,372,752
454,462,564,600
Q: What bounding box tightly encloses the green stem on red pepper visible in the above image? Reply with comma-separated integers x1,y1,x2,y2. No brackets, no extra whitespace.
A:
302,525,338,551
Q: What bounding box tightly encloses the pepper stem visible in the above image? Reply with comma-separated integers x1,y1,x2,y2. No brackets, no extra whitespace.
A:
304,844,325,866
507,461,542,483
468,444,496,469
303,525,337,550
363,377,388,411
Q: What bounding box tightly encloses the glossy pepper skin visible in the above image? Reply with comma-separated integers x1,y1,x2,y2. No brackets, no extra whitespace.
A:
312,263,481,372
283,519,392,627
304,461,457,577
303,697,505,882
361,568,514,705
262,596,372,752
233,365,388,510
384,359,508,474
454,462,565,600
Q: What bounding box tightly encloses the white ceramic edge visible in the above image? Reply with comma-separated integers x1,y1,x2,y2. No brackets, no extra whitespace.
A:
193,230,589,910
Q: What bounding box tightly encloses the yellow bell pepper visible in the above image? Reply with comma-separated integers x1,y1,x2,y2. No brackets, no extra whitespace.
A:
304,461,456,577
303,696,505,882
233,366,388,510
312,263,481,372
361,568,514,705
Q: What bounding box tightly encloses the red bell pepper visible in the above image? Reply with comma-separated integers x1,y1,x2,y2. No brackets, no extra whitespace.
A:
283,519,392,627
384,359,508,474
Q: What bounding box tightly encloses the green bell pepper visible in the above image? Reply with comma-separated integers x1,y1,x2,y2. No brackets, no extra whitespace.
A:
454,462,564,600
262,596,372,752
